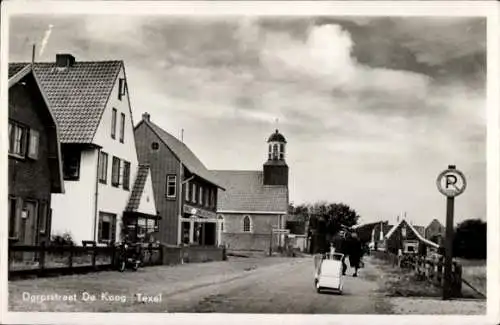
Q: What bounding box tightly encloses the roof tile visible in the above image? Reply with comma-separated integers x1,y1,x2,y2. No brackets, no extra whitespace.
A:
145,120,224,189
126,164,150,212
9,61,122,143
211,170,288,212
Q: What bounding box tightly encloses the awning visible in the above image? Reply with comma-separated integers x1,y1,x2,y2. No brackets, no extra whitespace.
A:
123,211,161,221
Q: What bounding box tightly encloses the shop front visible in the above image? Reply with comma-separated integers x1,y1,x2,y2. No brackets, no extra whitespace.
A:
180,204,218,246
122,211,161,243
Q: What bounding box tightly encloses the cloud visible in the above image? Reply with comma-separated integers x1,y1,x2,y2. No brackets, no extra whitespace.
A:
38,24,53,56
8,15,486,225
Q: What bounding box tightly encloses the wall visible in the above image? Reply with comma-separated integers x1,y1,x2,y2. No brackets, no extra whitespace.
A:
92,65,158,242
136,170,157,215
8,82,53,244
51,149,98,245
135,121,180,245
220,213,283,251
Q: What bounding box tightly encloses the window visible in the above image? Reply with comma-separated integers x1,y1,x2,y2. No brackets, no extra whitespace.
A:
28,129,40,159
185,182,190,201
39,202,48,234
279,143,285,160
9,122,27,157
243,215,251,232
207,190,211,208
268,144,272,160
119,113,125,143
199,186,204,205
8,198,17,238
98,152,108,184
111,156,121,187
111,108,117,139
166,175,177,198
98,212,117,243
122,161,131,190
62,149,81,180
192,183,197,203
272,144,279,159
118,78,126,100
151,142,159,150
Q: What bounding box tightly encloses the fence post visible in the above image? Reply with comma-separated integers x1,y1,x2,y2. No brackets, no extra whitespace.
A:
92,243,97,269
68,243,74,268
39,241,46,270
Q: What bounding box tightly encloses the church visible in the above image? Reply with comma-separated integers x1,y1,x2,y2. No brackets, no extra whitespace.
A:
211,129,290,252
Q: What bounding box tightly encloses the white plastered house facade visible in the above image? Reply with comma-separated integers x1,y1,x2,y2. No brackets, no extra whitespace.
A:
31,54,158,245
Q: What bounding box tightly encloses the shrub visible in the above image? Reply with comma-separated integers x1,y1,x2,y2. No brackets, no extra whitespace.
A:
49,232,76,246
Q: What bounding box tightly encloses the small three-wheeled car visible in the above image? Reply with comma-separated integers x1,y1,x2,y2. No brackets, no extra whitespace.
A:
314,252,344,294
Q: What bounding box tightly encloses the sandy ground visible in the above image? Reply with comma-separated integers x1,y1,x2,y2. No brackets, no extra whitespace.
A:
388,297,486,315
9,254,486,314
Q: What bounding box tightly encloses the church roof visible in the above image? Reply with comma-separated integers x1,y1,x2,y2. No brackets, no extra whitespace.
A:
267,129,287,143
211,170,288,213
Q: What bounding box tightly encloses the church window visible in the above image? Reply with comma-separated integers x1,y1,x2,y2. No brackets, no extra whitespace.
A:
243,215,252,232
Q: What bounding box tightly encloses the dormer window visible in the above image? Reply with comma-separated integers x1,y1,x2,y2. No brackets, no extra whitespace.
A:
118,78,126,100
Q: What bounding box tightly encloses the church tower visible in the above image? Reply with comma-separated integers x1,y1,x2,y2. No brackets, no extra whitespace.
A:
263,129,289,186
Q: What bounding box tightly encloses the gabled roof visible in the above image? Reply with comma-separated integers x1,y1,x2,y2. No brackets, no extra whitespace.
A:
8,64,65,194
137,119,225,189
211,170,288,213
385,219,439,248
126,164,150,212
10,60,122,143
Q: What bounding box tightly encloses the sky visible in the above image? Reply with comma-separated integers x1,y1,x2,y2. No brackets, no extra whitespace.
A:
8,15,486,226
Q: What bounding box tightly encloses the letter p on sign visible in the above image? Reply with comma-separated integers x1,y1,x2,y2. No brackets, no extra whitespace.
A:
437,166,467,198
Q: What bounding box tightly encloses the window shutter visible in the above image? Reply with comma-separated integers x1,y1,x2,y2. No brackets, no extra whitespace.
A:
28,129,40,159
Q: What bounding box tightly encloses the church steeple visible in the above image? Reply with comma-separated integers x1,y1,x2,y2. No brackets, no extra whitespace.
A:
263,129,289,186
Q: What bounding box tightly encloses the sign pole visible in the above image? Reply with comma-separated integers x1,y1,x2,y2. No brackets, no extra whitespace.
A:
443,195,454,300
436,164,466,301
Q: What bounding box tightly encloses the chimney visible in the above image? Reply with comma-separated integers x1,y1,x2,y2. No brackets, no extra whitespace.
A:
142,112,150,122
56,54,75,68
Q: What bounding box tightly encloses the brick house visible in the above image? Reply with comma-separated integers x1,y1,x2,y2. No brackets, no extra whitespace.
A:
11,54,159,245
211,129,289,251
8,63,64,246
425,218,445,246
134,113,225,246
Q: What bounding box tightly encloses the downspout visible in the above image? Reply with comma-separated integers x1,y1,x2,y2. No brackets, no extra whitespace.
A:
93,148,100,242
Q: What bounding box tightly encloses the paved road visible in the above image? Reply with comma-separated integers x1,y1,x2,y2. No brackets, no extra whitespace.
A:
10,255,391,313
167,256,391,313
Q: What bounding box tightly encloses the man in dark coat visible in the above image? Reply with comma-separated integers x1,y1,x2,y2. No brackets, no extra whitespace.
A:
348,232,363,277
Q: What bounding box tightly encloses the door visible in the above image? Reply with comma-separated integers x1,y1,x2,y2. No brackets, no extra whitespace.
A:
20,200,37,246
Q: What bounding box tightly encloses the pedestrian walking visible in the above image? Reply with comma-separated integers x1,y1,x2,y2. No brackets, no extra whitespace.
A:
348,233,362,277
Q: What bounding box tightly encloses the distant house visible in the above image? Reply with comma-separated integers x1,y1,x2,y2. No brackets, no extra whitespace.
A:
8,64,64,246
384,219,439,254
425,218,445,246
134,113,225,246
369,221,393,251
212,129,289,251
11,54,159,245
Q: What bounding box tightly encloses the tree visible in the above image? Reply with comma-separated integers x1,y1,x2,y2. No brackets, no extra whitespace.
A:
293,201,361,254
453,218,486,259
